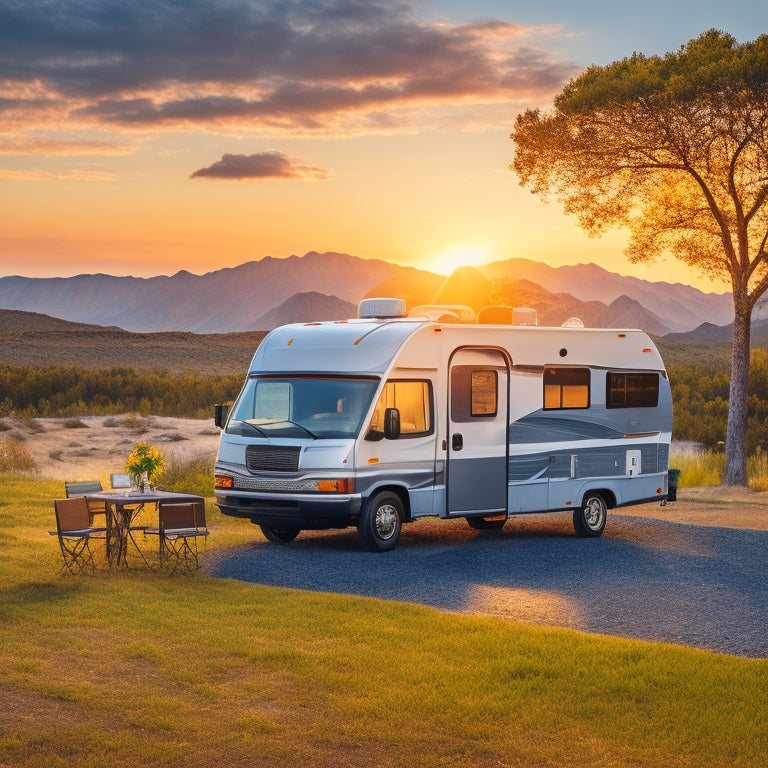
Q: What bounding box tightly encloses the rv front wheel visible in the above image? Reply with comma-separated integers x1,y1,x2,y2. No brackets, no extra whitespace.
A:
573,493,607,538
259,524,300,543
358,492,402,552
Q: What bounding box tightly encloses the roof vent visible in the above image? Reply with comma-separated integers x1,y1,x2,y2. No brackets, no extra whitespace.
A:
561,317,585,328
358,297,407,319
408,304,475,323
477,306,538,326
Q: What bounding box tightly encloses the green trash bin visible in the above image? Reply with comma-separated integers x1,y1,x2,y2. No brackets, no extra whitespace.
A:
667,468,681,502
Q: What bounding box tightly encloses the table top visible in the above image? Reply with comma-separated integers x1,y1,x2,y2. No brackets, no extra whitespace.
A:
87,489,205,505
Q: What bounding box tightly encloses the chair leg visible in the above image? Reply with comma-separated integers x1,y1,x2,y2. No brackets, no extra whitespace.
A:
58,535,103,575
160,535,199,574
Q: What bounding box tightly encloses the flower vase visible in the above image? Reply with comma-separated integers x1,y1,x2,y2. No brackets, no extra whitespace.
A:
140,471,149,493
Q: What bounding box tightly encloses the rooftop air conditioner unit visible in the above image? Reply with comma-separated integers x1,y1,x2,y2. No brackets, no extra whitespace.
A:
358,298,407,319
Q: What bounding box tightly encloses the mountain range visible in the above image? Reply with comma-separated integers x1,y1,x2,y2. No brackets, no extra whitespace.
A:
0,251,737,335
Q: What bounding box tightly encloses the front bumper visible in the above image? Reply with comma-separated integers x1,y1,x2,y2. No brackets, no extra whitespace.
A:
214,490,363,530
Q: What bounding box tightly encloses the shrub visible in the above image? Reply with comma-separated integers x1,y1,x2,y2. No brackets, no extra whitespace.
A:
0,436,37,472
159,454,214,497
63,417,88,429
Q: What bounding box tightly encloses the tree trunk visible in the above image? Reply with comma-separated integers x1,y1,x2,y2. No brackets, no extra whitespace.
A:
723,297,751,485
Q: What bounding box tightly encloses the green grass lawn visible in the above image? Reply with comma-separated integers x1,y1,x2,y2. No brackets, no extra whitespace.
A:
1,474,766,767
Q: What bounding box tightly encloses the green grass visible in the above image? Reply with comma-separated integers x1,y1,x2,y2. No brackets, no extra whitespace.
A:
1,474,766,767
670,447,768,490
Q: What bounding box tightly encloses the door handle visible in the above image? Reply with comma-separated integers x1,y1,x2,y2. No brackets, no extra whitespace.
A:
451,433,463,451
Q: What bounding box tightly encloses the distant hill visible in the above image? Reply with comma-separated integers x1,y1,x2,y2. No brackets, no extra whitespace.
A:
662,318,768,347
488,277,669,334
0,309,121,333
0,251,733,334
0,252,418,334
663,322,734,344
5,307,764,375
255,292,357,328
480,258,733,332
0,309,265,375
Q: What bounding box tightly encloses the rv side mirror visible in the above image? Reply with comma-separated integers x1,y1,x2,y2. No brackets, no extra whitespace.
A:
383,407,401,440
214,403,231,429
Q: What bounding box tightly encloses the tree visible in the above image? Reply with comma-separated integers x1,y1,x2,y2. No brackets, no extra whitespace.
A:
511,30,768,485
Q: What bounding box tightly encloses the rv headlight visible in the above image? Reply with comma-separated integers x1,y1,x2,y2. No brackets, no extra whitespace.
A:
317,478,355,493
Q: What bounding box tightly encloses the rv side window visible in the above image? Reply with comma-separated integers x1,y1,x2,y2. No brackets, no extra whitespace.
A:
471,370,498,416
543,367,590,409
370,380,432,437
606,372,659,408
451,365,503,420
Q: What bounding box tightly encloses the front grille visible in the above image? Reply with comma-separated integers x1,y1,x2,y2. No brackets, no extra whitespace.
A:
234,474,319,492
246,444,301,472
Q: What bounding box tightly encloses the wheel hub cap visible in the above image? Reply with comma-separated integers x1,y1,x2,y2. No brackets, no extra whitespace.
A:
376,504,397,539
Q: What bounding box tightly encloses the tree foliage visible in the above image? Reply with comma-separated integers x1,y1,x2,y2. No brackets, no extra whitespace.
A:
511,30,768,484
669,348,768,452
0,365,243,419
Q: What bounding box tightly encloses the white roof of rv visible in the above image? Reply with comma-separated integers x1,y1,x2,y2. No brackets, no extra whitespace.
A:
248,317,667,376
249,318,423,374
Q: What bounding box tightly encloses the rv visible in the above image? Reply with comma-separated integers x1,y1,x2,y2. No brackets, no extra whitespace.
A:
213,299,672,551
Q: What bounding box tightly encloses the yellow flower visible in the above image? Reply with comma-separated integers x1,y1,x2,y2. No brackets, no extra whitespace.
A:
126,442,164,479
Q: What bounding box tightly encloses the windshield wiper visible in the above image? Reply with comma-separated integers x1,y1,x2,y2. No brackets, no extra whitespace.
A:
262,420,318,439
238,420,269,438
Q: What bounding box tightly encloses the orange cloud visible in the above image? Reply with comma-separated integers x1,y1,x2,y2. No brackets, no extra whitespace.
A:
190,151,330,181
0,0,577,140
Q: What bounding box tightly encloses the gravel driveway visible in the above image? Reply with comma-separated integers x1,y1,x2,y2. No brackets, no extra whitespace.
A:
206,512,768,659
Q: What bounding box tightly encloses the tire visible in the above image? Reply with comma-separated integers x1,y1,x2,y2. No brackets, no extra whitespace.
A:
358,491,403,552
573,492,607,538
259,524,300,543
466,515,507,531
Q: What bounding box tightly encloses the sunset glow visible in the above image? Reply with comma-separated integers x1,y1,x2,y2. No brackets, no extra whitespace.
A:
0,1,756,293
430,245,491,275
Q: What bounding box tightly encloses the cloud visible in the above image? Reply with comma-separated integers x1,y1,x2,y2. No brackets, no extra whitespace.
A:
190,151,330,180
0,0,577,138
0,167,118,181
0,136,128,156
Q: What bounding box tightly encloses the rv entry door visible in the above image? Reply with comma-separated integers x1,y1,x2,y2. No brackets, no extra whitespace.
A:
447,349,509,515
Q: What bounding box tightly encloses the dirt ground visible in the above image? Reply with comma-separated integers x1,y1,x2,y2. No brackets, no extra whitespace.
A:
5,415,767,530
3,414,220,486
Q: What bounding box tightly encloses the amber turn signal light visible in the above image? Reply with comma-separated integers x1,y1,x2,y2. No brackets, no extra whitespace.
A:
317,478,354,493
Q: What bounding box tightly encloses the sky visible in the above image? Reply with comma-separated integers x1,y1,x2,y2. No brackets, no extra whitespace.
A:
1,0,765,292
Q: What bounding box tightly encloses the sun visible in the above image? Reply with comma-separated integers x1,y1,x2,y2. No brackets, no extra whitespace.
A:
430,244,490,275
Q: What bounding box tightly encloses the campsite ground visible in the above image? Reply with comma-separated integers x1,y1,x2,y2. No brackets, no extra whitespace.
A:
8,415,767,531
3,414,220,485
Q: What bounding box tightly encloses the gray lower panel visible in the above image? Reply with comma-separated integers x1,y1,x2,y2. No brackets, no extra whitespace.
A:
448,455,507,514
510,444,664,482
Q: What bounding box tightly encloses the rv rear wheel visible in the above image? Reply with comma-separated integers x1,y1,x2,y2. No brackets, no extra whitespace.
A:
573,492,607,538
358,491,403,552
259,524,300,543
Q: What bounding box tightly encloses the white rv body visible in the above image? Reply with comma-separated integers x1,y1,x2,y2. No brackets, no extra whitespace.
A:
214,303,672,550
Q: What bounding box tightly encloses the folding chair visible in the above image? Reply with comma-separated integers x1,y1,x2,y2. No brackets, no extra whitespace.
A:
146,501,208,573
65,480,106,526
50,497,108,575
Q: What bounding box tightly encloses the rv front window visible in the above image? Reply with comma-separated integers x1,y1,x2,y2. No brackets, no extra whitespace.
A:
228,376,379,439
368,380,433,437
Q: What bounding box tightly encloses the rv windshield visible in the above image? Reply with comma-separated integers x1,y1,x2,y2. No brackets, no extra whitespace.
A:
228,376,380,439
